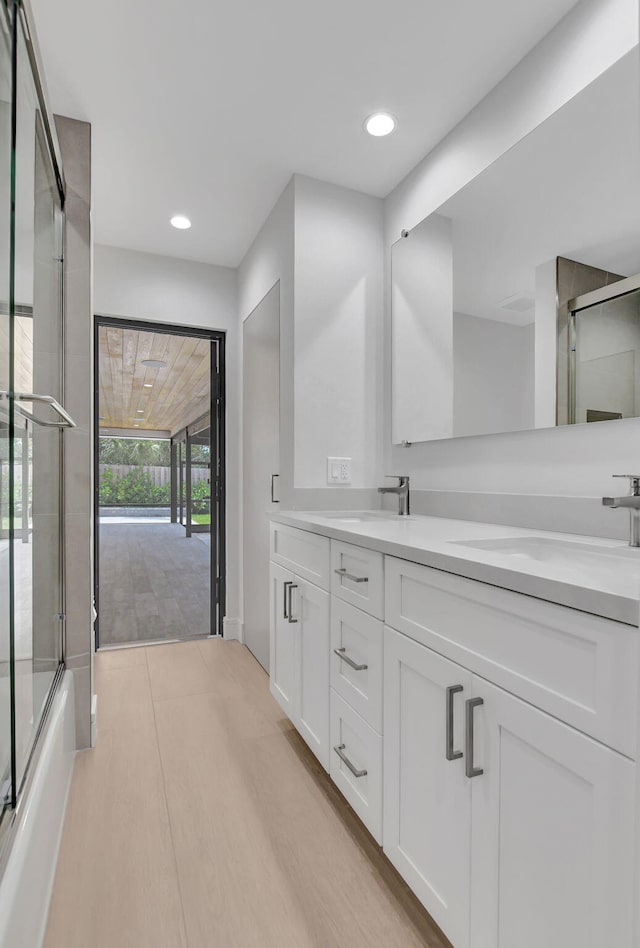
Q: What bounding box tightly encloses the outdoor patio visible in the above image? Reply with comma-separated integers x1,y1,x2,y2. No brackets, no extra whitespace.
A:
98,521,211,645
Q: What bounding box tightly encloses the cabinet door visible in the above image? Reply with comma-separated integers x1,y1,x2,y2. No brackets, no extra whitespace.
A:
291,578,330,770
469,677,635,948
384,627,473,948
269,562,296,717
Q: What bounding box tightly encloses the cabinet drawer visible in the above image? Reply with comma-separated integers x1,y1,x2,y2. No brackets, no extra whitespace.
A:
270,522,330,589
330,690,382,843
331,599,383,732
331,540,384,618
385,556,638,757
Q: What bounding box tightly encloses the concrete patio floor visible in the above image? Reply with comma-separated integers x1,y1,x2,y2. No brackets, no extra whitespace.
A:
98,521,212,646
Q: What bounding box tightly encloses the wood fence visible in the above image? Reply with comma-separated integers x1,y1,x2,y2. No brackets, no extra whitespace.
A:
99,464,208,486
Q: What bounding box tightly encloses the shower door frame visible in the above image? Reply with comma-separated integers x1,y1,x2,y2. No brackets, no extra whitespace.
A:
0,0,69,865
93,315,226,646
564,271,640,425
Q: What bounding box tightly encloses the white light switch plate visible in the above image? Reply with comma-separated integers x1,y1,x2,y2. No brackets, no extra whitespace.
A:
327,457,351,484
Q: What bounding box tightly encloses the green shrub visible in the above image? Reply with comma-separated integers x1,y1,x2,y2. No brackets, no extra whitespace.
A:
99,467,170,505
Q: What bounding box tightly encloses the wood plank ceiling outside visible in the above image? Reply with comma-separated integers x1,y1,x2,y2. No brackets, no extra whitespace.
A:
98,326,210,435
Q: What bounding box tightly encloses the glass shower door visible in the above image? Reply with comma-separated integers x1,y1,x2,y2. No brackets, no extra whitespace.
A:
0,0,11,828
10,7,67,794
0,0,69,850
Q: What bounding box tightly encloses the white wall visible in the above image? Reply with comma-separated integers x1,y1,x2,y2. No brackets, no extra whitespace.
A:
383,0,640,500
238,179,295,503
294,175,382,487
94,244,240,623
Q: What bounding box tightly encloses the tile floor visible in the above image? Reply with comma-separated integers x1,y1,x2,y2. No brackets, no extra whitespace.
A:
98,523,211,645
44,640,451,948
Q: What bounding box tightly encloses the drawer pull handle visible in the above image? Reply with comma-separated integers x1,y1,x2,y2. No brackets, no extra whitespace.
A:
334,568,368,584
286,583,298,623
465,697,484,778
333,744,367,778
283,580,293,619
445,685,464,761
334,647,368,671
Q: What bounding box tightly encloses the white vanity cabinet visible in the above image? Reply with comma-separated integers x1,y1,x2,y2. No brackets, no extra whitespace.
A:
269,525,331,770
383,556,638,948
384,625,636,948
470,677,635,948
329,540,385,842
384,627,472,948
269,518,640,948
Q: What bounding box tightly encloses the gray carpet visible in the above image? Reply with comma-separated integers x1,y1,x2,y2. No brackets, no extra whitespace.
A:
98,522,211,645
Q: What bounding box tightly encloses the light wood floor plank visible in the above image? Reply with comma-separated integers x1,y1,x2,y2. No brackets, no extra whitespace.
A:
96,645,148,670
146,640,214,702
45,655,187,948
45,642,451,948
94,662,156,733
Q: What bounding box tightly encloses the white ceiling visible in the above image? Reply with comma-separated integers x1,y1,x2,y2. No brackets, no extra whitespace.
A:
31,0,579,268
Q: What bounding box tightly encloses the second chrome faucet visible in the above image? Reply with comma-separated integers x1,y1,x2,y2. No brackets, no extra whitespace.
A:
602,474,640,547
378,475,410,516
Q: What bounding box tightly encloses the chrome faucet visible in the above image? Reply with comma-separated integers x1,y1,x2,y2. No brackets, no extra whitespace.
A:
378,475,410,516
602,475,640,547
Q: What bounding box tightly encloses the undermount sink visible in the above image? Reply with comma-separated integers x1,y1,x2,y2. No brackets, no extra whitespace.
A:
451,536,640,576
321,511,413,523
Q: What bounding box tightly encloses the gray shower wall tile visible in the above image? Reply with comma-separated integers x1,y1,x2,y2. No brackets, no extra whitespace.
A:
55,115,92,204
64,428,93,513
57,115,93,749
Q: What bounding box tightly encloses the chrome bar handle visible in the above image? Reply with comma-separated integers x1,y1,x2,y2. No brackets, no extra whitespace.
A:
14,392,77,428
465,697,484,778
270,473,279,503
334,647,368,671
287,583,298,623
445,685,463,761
333,744,367,778
334,568,368,584
283,580,293,619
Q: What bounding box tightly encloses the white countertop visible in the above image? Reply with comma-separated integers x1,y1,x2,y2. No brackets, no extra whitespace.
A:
270,510,640,626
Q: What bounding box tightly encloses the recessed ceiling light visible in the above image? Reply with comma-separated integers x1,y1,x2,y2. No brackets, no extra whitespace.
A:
134,424,140,427
365,112,397,137
143,383,153,387
141,359,167,368
137,410,144,413
170,214,191,230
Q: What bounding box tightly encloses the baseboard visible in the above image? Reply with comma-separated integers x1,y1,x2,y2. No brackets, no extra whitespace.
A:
223,617,243,642
0,671,76,948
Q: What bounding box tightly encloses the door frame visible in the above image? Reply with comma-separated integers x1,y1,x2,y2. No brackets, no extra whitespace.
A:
93,314,226,646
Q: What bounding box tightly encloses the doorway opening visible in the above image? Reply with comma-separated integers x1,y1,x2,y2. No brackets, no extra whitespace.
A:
94,316,225,647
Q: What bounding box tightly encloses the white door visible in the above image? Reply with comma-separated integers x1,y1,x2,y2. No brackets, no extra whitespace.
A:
384,627,473,948
268,563,296,717
469,677,636,948
291,578,330,770
243,282,280,669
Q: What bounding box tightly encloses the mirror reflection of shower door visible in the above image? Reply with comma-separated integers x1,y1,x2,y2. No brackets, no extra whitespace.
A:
569,279,640,425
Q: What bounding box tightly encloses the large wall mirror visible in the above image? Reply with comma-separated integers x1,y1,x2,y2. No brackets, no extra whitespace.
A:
391,49,640,444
